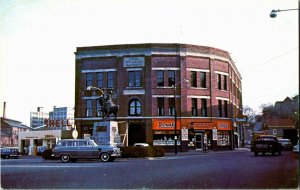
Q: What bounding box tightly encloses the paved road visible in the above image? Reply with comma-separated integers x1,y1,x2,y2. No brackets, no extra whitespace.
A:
1,149,299,189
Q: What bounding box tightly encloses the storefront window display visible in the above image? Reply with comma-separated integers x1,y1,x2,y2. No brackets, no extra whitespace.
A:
153,134,181,146
217,131,230,146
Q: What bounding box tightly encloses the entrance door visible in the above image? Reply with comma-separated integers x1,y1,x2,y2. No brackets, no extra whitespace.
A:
195,133,203,149
128,124,146,146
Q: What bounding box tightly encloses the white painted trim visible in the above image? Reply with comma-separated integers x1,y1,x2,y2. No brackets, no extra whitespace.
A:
215,71,229,76
82,68,117,73
152,67,180,71
187,68,210,72
187,95,211,99
126,68,143,71
152,95,180,98
82,96,100,100
216,97,229,101
123,89,145,95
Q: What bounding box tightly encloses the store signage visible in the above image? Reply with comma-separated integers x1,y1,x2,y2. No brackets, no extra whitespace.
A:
45,135,55,138
193,123,212,130
181,127,188,141
123,57,145,67
235,118,247,122
44,119,73,127
152,119,180,130
217,121,231,130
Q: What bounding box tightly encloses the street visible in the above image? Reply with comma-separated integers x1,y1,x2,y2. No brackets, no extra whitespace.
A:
1,149,299,189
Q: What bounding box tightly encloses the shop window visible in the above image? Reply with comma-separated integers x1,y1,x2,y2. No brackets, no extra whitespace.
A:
86,99,93,117
86,73,93,88
168,70,175,87
97,73,103,88
200,72,206,88
218,100,222,117
107,72,114,88
128,70,141,87
201,98,207,117
157,70,164,87
157,98,164,116
191,71,197,87
192,98,198,116
217,132,230,146
129,99,141,116
168,98,175,116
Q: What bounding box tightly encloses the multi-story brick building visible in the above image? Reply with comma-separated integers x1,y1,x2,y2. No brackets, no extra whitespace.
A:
74,43,243,151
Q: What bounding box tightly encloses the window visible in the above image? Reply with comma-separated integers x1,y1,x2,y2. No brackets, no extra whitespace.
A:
223,75,227,90
97,73,103,88
168,98,175,116
107,72,114,88
192,98,198,116
86,100,92,117
96,100,102,117
201,98,207,117
191,71,197,87
200,72,206,88
217,74,222,90
128,71,141,87
129,99,141,116
224,100,228,117
157,98,164,116
218,100,222,117
157,71,164,87
86,73,93,88
168,70,175,87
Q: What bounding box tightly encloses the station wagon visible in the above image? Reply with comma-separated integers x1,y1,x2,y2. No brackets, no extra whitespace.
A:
52,139,121,162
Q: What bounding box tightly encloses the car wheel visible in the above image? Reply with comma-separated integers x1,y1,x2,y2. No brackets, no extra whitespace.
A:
61,154,70,163
100,153,110,162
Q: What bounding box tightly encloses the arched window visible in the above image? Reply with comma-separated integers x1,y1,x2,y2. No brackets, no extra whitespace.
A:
129,99,141,116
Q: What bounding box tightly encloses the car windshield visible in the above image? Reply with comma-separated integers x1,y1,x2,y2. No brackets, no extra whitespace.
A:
89,140,98,146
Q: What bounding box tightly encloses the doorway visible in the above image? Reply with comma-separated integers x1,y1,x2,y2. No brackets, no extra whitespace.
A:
128,124,146,146
195,132,203,150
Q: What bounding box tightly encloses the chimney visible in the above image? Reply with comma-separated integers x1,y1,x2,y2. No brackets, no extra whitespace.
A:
3,102,6,118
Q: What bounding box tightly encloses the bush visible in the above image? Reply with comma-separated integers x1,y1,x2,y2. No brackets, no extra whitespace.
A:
120,146,165,158
42,149,55,160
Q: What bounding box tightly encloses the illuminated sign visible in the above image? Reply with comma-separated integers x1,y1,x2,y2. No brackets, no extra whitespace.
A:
44,119,73,127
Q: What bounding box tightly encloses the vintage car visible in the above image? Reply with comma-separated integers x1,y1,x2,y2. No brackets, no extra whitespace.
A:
52,139,121,163
278,139,293,151
251,135,281,156
0,147,22,159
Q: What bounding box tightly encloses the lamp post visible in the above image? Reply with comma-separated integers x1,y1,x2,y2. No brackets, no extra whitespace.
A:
173,79,189,155
270,8,298,18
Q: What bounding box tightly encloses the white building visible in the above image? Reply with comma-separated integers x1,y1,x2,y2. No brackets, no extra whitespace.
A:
30,107,49,128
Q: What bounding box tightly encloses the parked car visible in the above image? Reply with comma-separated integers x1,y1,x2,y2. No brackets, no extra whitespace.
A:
52,139,121,163
293,140,299,153
0,147,22,159
133,143,149,147
37,146,47,156
251,135,281,156
278,139,293,151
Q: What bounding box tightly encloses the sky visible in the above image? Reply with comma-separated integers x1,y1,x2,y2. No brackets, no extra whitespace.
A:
0,0,298,126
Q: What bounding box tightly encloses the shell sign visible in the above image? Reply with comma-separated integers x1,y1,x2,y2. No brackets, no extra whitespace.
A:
152,119,181,130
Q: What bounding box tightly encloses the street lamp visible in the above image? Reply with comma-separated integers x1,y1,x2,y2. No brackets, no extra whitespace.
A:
270,8,298,18
173,79,189,155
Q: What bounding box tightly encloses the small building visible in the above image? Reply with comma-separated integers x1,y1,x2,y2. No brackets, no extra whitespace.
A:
266,118,297,144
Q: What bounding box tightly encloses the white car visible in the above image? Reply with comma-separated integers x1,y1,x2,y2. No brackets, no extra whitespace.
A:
133,143,149,147
293,141,299,153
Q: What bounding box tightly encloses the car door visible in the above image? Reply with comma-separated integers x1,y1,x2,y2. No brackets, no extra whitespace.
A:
76,140,96,158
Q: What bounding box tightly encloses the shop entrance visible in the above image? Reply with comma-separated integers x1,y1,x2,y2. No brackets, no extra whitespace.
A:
195,132,203,150
128,124,146,146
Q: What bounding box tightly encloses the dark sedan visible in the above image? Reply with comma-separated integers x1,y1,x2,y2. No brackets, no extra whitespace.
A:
278,139,293,151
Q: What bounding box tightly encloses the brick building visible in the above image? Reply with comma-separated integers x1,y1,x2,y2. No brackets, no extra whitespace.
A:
74,43,243,151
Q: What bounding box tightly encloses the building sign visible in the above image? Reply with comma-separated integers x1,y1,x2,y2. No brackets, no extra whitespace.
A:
193,123,212,130
152,119,181,130
44,119,73,127
123,57,145,67
217,121,231,130
181,127,188,141
235,118,247,122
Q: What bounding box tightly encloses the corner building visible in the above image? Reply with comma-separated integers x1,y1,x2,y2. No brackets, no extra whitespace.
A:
75,43,243,151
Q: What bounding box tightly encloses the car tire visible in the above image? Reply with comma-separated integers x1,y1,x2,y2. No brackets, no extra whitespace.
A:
100,153,110,162
61,154,70,163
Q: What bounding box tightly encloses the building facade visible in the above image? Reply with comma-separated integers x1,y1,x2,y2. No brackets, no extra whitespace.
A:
75,43,243,151
30,107,49,128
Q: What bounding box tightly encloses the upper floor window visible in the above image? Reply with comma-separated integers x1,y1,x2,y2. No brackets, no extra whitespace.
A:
107,72,114,88
97,73,103,88
192,98,198,116
157,71,164,87
86,100,93,117
168,70,175,87
191,71,197,87
96,100,102,117
217,74,222,90
129,99,141,116
201,98,207,117
168,98,175,116
86,73,93,88
157,98,164,116
223,75,227,90
200,72,206,88
128,71,141,87
224,100,228,117
218,100,222,117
